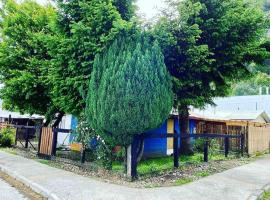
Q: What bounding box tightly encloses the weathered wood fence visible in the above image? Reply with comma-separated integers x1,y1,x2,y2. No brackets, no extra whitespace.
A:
248,126,270,155
38,127,71,159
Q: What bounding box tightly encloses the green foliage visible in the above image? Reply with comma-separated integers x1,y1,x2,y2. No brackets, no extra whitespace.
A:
0,127,15,147
231,72,270,96
75,114,95,149
86,33,173,146
48,0,133,116
0,0,58,118
74,114,113,168
112,0,135,21
260,190,270,200
193,138,205,152
153,0,270,108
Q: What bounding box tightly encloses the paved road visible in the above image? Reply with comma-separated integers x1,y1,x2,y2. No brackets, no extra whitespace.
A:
0,151,269,200
0,177,28,200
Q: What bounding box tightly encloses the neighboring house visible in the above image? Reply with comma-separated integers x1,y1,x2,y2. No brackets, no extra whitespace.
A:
0,100,43,125
144,95,270,158
197,95,270,118
57,115,78,148
143,114,197,158
64,95,270,157
191,110,270,124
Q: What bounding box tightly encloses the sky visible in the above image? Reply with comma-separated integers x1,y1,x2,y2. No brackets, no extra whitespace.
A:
136,0,166,20
35,0,166,20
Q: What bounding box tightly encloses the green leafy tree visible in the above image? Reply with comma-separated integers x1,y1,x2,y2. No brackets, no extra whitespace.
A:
112,0,135,21
231,72,270,96
48,0,133,116
153,0,270,154
86,33,173,147
0,0,59,123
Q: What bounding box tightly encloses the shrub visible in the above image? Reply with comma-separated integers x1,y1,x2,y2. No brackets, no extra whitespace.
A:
0,127,16,147
86,32,173,147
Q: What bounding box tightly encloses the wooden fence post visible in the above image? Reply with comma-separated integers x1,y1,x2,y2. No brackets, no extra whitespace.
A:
37,127,42,155
241,134,245,157
173,133,179,168
25,128,29,149
51,129,58,156
81,148,86,164
204,138,209,162
225,137,229,157
127,136,139,180
15,128,18,146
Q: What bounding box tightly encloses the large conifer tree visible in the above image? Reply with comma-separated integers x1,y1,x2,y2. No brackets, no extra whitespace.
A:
86,33,173,146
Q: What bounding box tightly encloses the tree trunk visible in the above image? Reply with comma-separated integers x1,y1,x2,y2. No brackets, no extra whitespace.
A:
52,111,65,128
43,120,50,127
178,104,194,155
126,136,144,179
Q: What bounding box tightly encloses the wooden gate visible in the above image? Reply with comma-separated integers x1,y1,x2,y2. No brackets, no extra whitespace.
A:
38,127,54,158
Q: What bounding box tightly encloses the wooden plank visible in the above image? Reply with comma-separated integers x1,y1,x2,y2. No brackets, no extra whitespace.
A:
167,119,174,150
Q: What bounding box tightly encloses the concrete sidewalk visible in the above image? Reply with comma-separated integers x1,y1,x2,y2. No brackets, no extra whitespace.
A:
0,151,269,200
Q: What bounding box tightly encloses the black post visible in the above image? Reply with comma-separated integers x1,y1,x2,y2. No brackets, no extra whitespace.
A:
173,133,179,168
51,129,58,156
81,148,86,164
131,136,139,180
8,114,11,124
37,127,42,155
225,137,229,157
204,138,209,162
241,134,244,157
25,128,29,149
15,128,18,146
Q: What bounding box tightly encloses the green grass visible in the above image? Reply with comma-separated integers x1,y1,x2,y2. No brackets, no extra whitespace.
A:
0,147,18,155
195,171,211,177
37,159,51,166
112,153,221,176
260,191,270,200
174,178,193,186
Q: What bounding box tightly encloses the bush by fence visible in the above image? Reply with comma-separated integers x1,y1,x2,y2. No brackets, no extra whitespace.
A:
0,127,16,147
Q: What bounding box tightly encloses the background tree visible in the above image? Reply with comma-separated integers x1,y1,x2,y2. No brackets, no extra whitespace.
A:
0,0,60,124
153,0,270,154
112,0,136,21
48,0,134,116
86,33,173,147
231,72,270,96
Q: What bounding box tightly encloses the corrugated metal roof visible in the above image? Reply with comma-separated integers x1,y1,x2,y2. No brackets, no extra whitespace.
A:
0,100,43,119
191,95,270,123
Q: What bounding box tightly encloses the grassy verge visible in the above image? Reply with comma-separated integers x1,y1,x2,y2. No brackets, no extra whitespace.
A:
0,147,18,155
112,153,230,176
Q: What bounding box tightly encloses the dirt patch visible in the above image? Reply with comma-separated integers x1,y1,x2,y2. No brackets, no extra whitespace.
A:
0,171,47,200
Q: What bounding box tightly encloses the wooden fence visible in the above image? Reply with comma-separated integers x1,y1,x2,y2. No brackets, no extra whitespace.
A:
38,127,72,159
248,126,270,155
38,127,54,157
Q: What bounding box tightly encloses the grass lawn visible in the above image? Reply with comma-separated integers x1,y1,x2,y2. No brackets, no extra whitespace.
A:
112,153,228,176
261,191,270,200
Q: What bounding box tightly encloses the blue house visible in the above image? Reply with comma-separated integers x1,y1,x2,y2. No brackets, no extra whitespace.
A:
143,114,197,158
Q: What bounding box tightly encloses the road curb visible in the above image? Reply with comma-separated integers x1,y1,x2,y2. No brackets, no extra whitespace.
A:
247,183,270,200
0,164,61,200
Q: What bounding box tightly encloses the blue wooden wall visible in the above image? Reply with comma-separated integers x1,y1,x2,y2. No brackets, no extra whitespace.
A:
143,121,167,157
143,117,196,158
